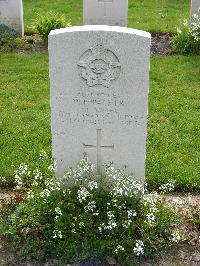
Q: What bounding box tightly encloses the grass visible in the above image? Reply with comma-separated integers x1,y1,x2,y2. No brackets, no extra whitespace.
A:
23,0,191,33
0,54,199,191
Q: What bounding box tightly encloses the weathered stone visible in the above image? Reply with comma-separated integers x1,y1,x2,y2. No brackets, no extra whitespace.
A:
83,0,128,26
191,0,200,17
0,0,24,35
48,25,150,180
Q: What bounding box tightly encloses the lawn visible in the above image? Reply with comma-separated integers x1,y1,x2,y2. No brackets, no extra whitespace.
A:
0,54,199,191
23,0,191,33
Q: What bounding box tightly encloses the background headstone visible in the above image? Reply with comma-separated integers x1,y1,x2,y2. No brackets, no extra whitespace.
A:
83,0,128,26
0,0,24,35
49,25,151,180
191,0,200,17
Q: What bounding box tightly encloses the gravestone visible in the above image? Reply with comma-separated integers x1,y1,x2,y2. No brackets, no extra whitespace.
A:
191,0,200,17
0,0,24,35
48,25,151,180
83,0,128,26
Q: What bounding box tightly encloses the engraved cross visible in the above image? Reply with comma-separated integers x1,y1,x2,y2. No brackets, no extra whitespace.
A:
98,0,113,17
83,129,114,174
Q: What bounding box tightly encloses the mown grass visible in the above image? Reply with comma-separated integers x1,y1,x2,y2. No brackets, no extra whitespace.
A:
0,55,199,191
23,0,190,33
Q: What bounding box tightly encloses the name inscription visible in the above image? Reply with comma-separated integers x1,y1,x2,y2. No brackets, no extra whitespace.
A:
55,88,144,127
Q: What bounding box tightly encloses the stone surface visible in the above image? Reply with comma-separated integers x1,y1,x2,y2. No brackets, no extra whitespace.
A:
191,0,200,17
48,25,150,179
0,0,24,35
83,0,128,27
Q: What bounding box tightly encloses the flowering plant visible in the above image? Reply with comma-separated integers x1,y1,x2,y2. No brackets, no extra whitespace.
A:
0,153,178,264
172,14,200,55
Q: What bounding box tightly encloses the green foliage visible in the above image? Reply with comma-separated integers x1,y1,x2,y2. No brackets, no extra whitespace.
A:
0,155,178,264
172,15,200,55
0,24,20,45
0,37,32,53
32,12,71,42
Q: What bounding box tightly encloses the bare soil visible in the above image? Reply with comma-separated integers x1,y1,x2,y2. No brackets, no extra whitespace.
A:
0,32,173,56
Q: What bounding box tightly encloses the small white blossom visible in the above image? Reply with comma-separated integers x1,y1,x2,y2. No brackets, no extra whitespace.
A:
127,210,137,219
40,189,51,198
27,190,34,199
84,201,96,212
114,245,125,254
159,179,175,193
146,213,156,225
88,181,98,190
53,230,62,239
48,160,57,172
170,232,182,243
55,207,62,216
34,169,43,180
77,186,90,203
14,174,23,186
39,150,48,161
133,240,144,256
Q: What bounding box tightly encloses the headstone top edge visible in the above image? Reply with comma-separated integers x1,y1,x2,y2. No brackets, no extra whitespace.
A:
49,25,151,39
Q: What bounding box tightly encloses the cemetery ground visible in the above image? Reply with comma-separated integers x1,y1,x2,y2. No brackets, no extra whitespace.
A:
0,55,199,192
0,54,200,265
0,0,200,265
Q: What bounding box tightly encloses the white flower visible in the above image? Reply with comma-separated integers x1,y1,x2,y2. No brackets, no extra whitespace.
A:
55,207,62,216
159,179,175,193
48,160,57,172
122,219,132,228
143,192,159,207
40,189,51,198
27,190,34,199
170,232,182,243
77,186,90,203
14,174,23,186
127,210,137,218
39,150,48,161
88,181,98,190
34,169,43,180
114,245,125,254
133,240,144,256
32,180,38,187
84,201,96,212
79,222,84,227
53,230,62,239
146,213,156,224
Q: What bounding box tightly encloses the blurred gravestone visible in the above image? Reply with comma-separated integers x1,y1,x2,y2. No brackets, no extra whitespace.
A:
0,0,24,35
83,0,128,26
191,0,200,17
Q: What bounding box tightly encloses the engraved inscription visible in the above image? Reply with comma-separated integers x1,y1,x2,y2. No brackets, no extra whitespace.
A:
83,129,114,174
54,89,144,128
77,40,121,88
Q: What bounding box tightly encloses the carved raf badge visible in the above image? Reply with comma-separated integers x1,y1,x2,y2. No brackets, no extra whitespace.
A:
77,40,121,88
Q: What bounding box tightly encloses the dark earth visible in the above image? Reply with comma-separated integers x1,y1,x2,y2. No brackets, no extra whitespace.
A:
1,32,174,56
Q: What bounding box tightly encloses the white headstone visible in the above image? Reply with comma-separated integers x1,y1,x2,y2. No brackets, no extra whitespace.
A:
0,0,24,35
49,25,151,181
83,0,128,27
191,0,200,17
